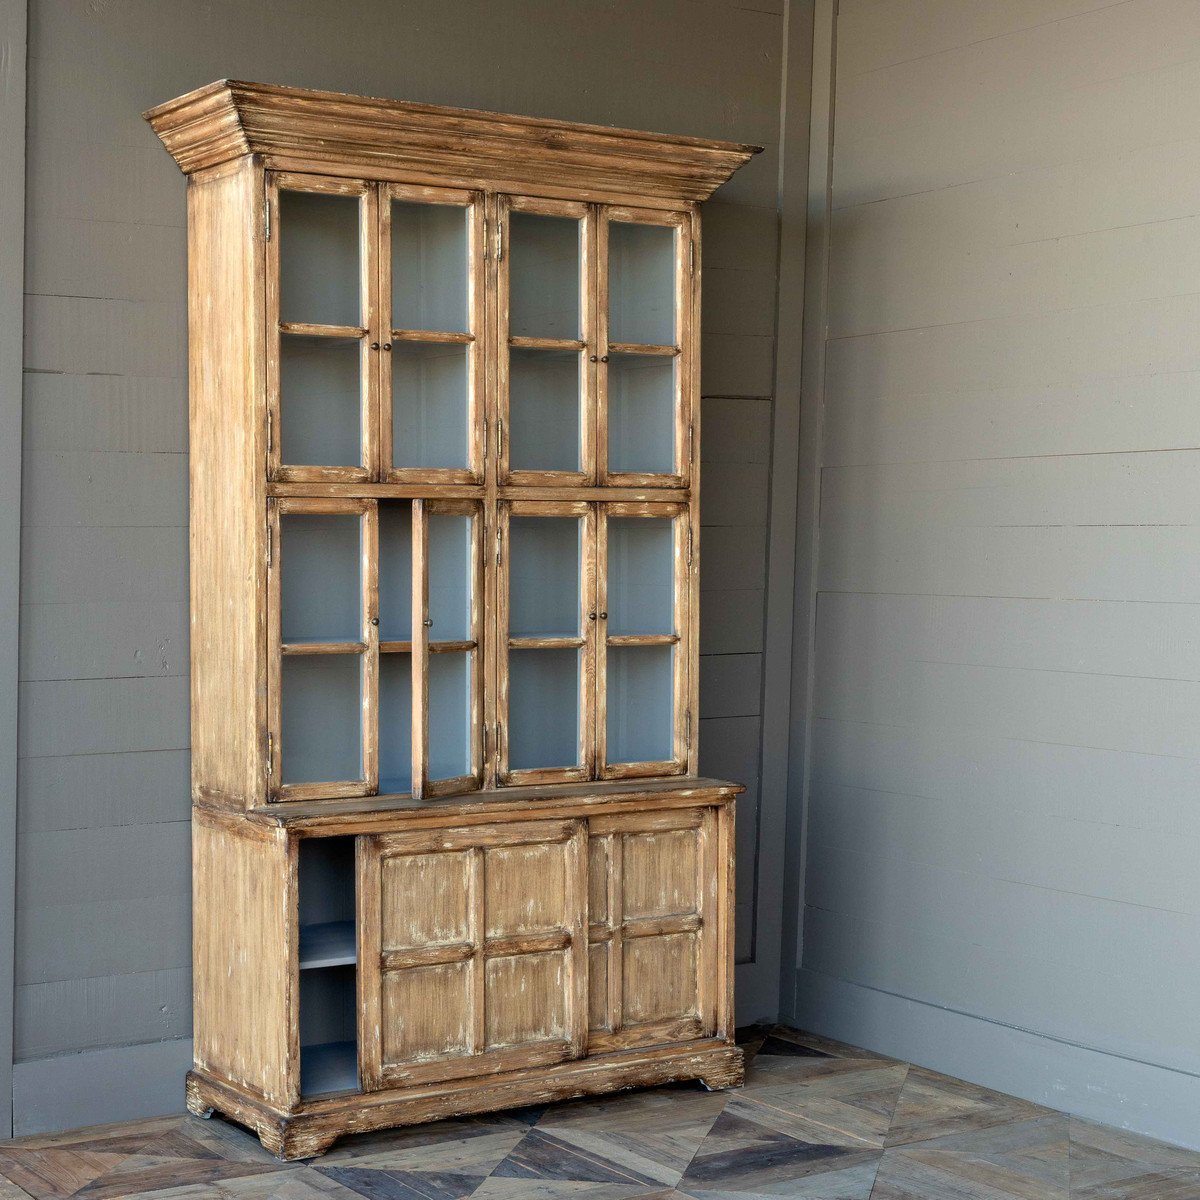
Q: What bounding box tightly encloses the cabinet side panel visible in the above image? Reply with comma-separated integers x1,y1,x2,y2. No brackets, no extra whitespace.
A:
188,161,265,806
193,811,296,1107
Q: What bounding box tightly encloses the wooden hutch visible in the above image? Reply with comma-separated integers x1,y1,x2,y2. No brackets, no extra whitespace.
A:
145,80,757,1159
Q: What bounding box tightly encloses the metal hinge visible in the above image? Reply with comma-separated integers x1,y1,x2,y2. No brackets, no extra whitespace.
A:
495,525,503,566
688,240,694,274
495,721,503,764
483,216,489,261
496,416,504,462
482,416,489,460
263,187,271,242
266,411,274,457
495,220,504,262
689,422,695,461
687,522,693,566
266,518,273,567
685,709,692,748
265,732,274,776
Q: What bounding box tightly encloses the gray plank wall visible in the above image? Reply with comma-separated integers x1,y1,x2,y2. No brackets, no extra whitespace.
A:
789,0,1200,1150
13,0,797,1133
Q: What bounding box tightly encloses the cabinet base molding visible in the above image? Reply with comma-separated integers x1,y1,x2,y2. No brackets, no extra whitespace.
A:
186,1039,744,1161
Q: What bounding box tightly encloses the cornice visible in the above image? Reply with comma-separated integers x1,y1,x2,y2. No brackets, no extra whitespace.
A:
144,80,761,202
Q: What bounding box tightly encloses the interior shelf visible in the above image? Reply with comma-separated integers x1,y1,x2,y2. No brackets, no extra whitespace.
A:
300,1041,360,1097
299,920,356,970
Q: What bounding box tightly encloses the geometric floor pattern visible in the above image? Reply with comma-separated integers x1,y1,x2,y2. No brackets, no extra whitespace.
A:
1,1026,1198,1198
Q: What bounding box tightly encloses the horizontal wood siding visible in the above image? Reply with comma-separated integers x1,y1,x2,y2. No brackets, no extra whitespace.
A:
799,0,1200,1140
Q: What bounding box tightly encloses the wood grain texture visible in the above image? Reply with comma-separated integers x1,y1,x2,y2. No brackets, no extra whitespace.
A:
191,810,295,1108
145,80,760,203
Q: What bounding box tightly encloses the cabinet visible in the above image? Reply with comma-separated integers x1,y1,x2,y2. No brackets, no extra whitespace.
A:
148,80,756,1160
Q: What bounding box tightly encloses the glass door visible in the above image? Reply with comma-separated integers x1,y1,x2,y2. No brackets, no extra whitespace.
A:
497,501,596,784
597,503,689,778
268,174,377,482
498,197,595,486
599,208,691,487
381,186,484,484
269,498,378,800
412,499,483,797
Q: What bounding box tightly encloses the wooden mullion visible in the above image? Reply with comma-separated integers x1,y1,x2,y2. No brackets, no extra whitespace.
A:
468,190,486,485
508,635,584,651
411,499,430,798
376,182,393,482
391,328,474,344
592,502,606,779
494,501,511,782
281,641,366,656
508,334,584,352
606,342,678,357
265,174,282,482
495,196,514,485
266,499,282,795
594,206,609,486
687,207,701,773
363,500,380,793
672,508,690,771
279,322,367,339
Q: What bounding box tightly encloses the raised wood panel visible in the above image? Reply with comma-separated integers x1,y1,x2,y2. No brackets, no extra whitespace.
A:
484,841,568,936
381,961,472,1063
623,828,698,919
484,952,569,1048
623,932,698,1025
380,849,472,947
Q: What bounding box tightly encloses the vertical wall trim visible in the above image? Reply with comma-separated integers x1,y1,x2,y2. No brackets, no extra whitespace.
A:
744,0,814,1022
779,0,836,1021
0,0,27,1141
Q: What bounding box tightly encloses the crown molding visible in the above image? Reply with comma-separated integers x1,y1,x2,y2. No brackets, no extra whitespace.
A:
145,80,761,202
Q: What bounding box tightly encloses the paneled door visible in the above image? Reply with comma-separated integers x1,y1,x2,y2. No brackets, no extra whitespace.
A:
598,207,693,487
587,808,719,1053
357,820,588,1089
381,185,485,484
269,498,483,802
598,502,690,778
496,501,597,785
497,197,595,486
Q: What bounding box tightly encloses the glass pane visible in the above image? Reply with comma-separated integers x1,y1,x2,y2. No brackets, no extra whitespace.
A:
607,517,674,636
509,348,581,473
281,514,361,643
378,502,413,642
428,652,472,780
282,655,362,784
391,201,469,333
606,645,673,764
279,191,360,328
508,648,579,770
280,335,362,468
509,212,580,340
392,342,469,470
509,516,581,638
608,354,675,476
608,221,676,346
378,653,413,794
429,512,473,641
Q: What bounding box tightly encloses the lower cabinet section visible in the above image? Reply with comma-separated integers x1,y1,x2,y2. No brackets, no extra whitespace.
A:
190,785,741,1159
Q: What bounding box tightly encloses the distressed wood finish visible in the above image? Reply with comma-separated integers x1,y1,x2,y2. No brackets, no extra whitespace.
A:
191,810,296,1109
144,80,760,203
149,80,749,1160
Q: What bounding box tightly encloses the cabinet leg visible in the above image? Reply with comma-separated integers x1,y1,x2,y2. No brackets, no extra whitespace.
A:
184,1074,215,1119
263,1121,341,1162
697,1047,746,1092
